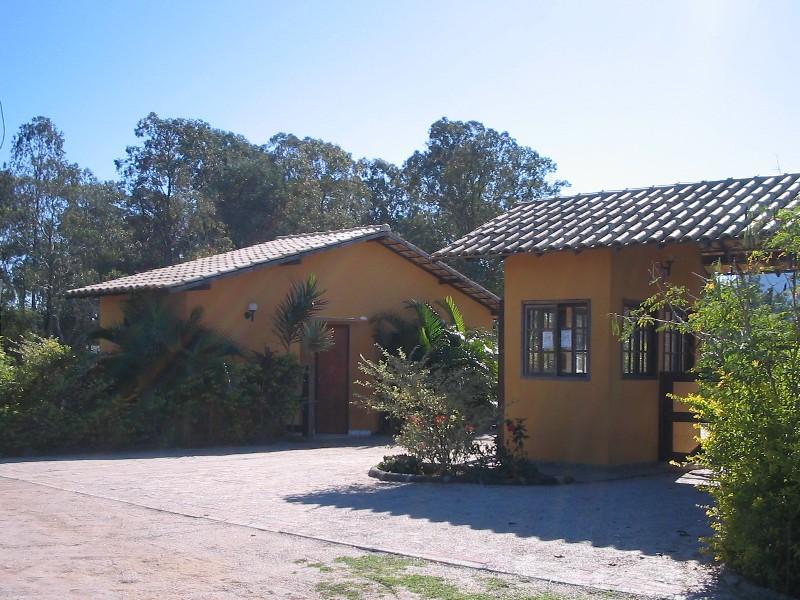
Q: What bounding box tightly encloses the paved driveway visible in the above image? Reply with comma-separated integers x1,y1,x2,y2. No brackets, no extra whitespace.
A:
0,440,719,598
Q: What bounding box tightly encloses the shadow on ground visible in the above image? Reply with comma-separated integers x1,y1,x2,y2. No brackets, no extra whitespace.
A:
0,436,393,464
286,473,713,561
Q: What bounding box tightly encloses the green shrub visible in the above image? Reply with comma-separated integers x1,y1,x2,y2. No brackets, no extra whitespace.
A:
0,341,13,396
357,347,496,473
377,454,424,475
0,335,112,455
360,296,499,473
622,208,800,595
118,352,304,449
0,298,307,455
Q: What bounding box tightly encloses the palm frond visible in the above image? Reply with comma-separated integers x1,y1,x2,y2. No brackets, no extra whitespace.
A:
273,274,329,351
92,294,238,394
438,296,466,333
301,320,335,354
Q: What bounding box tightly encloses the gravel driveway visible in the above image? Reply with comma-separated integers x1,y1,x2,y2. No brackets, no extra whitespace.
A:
0,439,721,598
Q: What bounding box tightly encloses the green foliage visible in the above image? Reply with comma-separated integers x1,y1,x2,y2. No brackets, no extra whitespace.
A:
399,118,566,293
93,295,240,396
404,297,499,406
377,453,424,475
120,351,303,448
116,112,233,269
272,274,333,353
1,114,564,342
0,335,112,455
620,208,800,595
470,419,543,484
361,297,499,471
0,340,15,396
0,298,306,455
266,133,373,233
357,347,496,472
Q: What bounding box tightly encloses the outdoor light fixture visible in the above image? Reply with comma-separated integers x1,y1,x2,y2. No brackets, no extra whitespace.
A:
656,258,674,278
244,302,258,321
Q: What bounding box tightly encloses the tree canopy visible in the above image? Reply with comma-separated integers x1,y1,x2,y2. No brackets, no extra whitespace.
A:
0,114,565,345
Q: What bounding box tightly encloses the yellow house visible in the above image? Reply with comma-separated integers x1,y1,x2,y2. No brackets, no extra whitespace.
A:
67,225,498,436
435,173,800,465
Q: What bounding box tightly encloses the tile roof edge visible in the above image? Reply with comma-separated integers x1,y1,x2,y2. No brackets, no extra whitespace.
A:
272,223,391,240
65,226,394,298
380,232,500,305
516,172,800,205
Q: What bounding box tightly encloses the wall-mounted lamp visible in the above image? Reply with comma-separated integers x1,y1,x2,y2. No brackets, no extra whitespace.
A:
656,258,674,278
244,302,258,321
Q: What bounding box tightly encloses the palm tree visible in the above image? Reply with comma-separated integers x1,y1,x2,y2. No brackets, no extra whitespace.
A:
272,274,334,354
93,295,240,397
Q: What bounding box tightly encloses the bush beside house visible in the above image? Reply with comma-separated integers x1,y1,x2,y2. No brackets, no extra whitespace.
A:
622,208,800,596
0,275,328,456
358,297,544,483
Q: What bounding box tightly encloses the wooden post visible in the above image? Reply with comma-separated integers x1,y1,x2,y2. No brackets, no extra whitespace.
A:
497,297,505,448
306,359,316,439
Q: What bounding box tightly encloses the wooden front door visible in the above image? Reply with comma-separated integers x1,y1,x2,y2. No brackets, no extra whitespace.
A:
658,373,701,461
314,324,350,434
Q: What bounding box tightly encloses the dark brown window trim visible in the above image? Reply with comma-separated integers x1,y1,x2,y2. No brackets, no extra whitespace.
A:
621,300,657,379
661,307,695,375
521,300,591,380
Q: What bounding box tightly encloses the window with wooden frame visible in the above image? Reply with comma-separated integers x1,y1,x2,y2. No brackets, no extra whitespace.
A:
523,302,589,377
662,307,694,374
621,303,656,377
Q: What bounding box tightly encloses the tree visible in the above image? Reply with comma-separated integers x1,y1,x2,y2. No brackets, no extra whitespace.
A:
357,297,497,472
56,177,132,344
116,113,232,269
357,158,407,229
201,132,287,246
400,118,565,292
272,274,334,354
4,117,81,332
266,133,371,232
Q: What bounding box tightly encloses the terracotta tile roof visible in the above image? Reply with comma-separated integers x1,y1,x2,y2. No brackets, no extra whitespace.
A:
66,225,500,313
434,173,800,258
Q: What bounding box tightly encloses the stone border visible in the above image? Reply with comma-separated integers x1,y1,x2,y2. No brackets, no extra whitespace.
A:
368,466,572,485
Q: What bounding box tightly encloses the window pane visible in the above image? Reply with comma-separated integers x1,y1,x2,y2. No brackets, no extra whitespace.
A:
560,351,573,373
623,304,655,376
662,307,693,374
575,351,588,374
525,305,556,375
524,302,588,377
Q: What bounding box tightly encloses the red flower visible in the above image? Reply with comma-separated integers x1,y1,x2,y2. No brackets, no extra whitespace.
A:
465,424,476,433
434,414,447,426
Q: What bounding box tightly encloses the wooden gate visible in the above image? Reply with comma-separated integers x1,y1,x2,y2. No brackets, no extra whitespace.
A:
658,374,701,462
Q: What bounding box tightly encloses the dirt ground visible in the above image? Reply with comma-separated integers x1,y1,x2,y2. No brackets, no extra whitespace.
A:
0,477,633,600
0,440,756,599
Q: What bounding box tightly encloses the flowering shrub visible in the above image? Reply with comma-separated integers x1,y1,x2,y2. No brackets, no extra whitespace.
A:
357,348,496,472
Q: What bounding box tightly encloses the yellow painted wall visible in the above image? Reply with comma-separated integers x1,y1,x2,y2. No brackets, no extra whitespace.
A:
99,240,495,432
503,242,704,465
97,293,186,352
503,248,614,464
608,242,704,464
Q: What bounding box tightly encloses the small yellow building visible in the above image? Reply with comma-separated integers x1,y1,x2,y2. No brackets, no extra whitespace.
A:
67,225,498,436
435,173,800,465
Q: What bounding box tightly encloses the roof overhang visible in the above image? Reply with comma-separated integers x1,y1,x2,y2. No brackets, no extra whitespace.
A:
67,230,500,315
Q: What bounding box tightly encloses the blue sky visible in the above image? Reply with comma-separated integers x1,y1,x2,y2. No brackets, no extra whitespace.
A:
3,0,799,193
